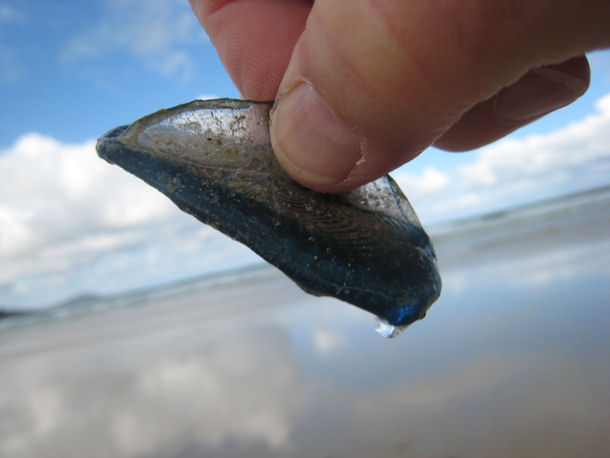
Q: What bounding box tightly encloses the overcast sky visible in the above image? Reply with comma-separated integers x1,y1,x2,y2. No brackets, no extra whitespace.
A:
1,0,609,309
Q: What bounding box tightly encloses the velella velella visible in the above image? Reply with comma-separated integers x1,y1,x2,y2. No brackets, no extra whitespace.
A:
96,99,441,333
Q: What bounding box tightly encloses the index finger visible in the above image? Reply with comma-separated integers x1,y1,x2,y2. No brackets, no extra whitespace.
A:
190,0,311,100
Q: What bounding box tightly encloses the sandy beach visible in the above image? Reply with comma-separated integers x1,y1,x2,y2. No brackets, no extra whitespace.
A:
1,188,609,457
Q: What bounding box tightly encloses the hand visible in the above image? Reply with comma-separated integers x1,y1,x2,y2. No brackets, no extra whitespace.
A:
191,0,609,192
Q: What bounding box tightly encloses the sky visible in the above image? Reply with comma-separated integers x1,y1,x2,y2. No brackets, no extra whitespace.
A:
1,0,609,310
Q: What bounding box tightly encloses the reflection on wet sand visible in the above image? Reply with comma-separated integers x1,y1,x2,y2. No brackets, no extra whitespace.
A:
1,277,309,457
1,189,609,457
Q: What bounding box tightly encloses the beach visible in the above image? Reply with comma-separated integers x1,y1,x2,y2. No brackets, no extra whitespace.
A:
1,187,609,457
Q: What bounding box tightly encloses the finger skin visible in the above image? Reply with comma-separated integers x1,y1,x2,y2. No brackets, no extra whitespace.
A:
192,0,610,191
270,0,609,192
434,56,591,151
190,0,311,100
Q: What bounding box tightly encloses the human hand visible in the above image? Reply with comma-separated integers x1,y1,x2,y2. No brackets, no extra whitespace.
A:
191,0,609,192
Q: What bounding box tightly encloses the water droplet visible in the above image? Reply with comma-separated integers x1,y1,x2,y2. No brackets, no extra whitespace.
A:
374,317,405,338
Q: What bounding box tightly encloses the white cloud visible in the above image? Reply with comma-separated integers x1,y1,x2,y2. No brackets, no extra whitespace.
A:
392,166,450,200
197,94,220,100
60,0,207,79
0,132,216,307
0,133,177,260
394,93,610,224
457,96,610,189
0,131,264,309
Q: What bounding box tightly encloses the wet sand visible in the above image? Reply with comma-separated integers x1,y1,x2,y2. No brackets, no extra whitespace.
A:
1,190,609,457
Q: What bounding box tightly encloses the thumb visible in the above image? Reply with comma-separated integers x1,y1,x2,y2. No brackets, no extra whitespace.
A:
270,0,609,192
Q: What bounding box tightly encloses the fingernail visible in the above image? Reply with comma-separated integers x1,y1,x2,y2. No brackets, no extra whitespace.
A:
495,64,589,123
270,82,362,185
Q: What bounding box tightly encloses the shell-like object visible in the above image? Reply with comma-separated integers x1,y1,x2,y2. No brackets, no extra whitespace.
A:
97,99,441,329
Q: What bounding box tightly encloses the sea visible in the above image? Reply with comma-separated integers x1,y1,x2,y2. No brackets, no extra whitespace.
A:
1,186,609,457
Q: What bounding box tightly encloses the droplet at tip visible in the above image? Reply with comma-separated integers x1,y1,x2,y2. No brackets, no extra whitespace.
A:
374,317,405,339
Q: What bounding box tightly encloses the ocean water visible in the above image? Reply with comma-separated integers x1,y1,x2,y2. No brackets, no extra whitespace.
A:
1,187,609,457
